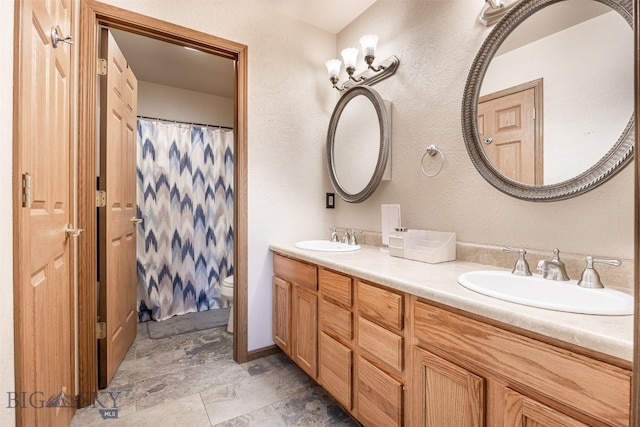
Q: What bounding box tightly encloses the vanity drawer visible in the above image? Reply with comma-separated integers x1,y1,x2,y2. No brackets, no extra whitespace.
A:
358,316,403,372
413,300,631,426
273,253,317,290
357,355,403,427
319,332,353,411
357,280,403,332
320,298,353,342
319,268,352,307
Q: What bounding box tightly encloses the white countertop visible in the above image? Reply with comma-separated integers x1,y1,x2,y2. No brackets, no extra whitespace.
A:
269,242,634,363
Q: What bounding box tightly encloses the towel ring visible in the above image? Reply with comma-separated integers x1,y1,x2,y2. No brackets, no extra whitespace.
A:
421,144,444,177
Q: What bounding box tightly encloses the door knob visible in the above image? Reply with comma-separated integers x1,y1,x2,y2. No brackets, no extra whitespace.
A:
51,27,73,48
130,217,143,224
484,136,493,145
65,224,84,238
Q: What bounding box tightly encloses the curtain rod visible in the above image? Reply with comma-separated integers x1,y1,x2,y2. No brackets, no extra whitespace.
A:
137,115,233,130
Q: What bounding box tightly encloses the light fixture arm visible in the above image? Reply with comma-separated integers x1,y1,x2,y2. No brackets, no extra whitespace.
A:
364,54,386,72
339,55,399,91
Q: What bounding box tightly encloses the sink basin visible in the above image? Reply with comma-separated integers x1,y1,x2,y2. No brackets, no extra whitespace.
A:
294,240,361,252
457,270,633,315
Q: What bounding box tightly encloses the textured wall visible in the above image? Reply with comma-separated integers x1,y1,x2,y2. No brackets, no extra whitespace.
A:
329,0,634,261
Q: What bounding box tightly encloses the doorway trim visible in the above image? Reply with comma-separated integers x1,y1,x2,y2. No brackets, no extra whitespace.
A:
77,0,248,399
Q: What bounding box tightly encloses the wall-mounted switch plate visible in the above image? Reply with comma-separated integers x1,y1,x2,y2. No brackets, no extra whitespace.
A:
326,193,335,209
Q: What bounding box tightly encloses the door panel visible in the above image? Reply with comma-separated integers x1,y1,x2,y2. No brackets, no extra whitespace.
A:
98,29,138,388
479,85,540,185
14,0,75,425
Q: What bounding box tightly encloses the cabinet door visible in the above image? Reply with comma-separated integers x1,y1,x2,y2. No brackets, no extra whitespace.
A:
273,277,291,355
411,346,485,427
319,332,352,410
357,356,403,427
293,286,318,379
503,389,591,427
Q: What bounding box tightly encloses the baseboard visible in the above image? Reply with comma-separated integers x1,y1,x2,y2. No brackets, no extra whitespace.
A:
246,344,281,361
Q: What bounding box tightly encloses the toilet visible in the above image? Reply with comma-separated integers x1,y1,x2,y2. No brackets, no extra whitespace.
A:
221,275,234,333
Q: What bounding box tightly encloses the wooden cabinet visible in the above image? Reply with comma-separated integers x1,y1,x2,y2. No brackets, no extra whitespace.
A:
356,280,405,427
411,346,485,426
272,254,318,379
411,298,631,427
272,276,291,354
271,252,631,427
502,388,592,427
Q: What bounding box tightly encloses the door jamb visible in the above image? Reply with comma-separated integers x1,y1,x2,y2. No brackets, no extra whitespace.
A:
77,0,249,401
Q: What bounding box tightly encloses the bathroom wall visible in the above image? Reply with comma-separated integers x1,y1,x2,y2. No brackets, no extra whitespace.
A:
329,1,634,261
0,0,15,424
137,81,234,127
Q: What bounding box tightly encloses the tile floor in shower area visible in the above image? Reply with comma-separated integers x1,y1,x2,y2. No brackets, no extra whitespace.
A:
71,313,358,426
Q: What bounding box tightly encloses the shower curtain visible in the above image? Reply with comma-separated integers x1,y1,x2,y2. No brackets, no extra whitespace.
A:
136,119,234,321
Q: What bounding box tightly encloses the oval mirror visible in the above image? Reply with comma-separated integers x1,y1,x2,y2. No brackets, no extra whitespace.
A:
327,85,391,203
462,0,634,201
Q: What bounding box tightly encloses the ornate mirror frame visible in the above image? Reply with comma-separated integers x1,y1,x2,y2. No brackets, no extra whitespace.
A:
462,0,634,201
327,85,391,203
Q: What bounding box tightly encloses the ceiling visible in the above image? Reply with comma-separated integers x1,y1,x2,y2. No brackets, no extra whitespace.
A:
253,0,376,34
109,1,376,99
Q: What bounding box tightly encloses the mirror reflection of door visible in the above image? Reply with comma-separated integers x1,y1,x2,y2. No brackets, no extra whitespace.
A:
478,79,543,185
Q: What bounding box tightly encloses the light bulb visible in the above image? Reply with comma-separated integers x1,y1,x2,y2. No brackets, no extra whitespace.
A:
359,35,378,57
325,59,342,79
341,47,359,70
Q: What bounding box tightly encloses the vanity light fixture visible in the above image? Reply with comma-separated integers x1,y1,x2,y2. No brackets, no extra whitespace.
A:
477,0,518,27
325,35,399,91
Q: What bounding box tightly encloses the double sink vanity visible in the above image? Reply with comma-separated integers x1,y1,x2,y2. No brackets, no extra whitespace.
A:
270,241,632,426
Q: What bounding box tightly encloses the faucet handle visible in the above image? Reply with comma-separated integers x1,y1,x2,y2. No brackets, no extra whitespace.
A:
503,247,532,276
329,227,339,242
577,256,621,289
349,229,361,245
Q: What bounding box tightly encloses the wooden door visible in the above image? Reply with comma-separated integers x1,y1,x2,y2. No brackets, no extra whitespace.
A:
98,29,139,388
411,347,485,427
478,81,541,185
14,0,75,425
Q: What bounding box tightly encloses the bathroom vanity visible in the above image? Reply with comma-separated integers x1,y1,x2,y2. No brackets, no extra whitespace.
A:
270,243,632,427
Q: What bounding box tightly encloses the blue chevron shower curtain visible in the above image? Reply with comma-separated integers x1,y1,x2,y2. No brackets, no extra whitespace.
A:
136,119,234,321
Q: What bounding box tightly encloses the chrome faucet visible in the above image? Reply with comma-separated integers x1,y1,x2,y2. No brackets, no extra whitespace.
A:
536,248,570,281
329,227,339,242
341,229,350,244
503,247,532,276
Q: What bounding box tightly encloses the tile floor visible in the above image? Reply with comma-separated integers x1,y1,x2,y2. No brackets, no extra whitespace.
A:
71,318,358,426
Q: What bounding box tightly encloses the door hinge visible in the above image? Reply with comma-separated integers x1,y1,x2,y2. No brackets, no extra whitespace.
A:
96,190,106,207
97,58,107,75
96,322,106,340
22,172,31,208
